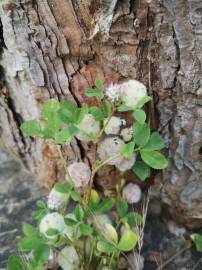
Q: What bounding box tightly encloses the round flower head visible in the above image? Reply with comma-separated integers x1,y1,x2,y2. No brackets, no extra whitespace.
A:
47,187,69,210
97,137,124,165
57,246,80,270
76,113,100,142
116,154,136,172
128,252,144,270
120,127,133,142
104,116,125,135
122,183,142,204
119,80,147,107
67,162,91,188
105,83,120,102
39,212,68,239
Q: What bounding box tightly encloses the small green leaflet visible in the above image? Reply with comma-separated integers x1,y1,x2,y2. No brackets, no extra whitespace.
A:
95,79,104,91
36,200,46,209
122,212,143,227
132,160,151,181
79,223,93,236
136,96,152,108
117,230,138,251
85,82,104,100
23,223,38,237
58,100,77,124
140,149,168,169
46,228,59,236
102,99,111,117
55,125,78,144
145,132,165,150
20,120,42,137
117,198,128,218
97,241,115,253
120,141,135,159
133,122,150,147
117,104,134,112
191,234,202,252
96,197,115,213
133,109,146,124
7,255,27,270
74,204,84,221
89,107,105,121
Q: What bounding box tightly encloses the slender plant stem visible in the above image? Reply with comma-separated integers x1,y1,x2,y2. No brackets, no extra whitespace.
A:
97,102,115,140
57,145,82,201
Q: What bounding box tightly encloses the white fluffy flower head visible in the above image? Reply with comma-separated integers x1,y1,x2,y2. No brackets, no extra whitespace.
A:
120,127,133,142
119,80,147,107
104,116,126,135
105,83,120,102
76,113,100,142
97,137,124,165
39,212,68,239
67,162,91,188
122,183,142,204
47,188,68,210
116,154,136,172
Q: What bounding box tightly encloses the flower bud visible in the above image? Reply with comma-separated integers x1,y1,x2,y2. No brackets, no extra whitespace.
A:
122,183,142,204
119,80,147,107
57,246,80,270
67,162,91,188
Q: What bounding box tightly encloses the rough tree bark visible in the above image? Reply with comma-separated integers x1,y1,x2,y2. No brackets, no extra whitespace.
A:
0,0,201,228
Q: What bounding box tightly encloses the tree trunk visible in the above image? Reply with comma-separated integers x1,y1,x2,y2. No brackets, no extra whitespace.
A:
0,0,201,228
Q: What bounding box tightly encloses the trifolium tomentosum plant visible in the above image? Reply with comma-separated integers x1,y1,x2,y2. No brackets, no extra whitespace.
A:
7,79,168,270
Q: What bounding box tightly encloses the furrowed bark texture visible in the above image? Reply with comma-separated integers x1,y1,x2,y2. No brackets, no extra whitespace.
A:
0,0,201,228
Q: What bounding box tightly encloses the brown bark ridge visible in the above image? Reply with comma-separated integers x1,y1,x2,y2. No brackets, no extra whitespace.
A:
0,0,201,228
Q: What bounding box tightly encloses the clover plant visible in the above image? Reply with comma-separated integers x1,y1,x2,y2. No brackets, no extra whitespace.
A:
7,79,168,270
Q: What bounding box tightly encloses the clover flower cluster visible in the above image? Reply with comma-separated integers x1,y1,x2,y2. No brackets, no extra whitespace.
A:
10,79,163,270
105,79,147,107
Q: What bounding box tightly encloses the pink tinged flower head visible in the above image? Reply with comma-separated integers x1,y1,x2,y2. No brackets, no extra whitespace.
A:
105,83,121,102
67,162,91,188
122,183,142,204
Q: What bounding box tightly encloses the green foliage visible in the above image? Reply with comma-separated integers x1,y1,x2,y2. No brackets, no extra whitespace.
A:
140,149,168,169
132,160,151,181
85,80,104,100
133,109,146,124
74,204,84,222
89,107,105,121
120,141,135,159
7,255,27,270
117,198,128,218
11,80,168,270
95,197,115,213
133,122,150,147
145,132,165,150
117,230,138,251
191,234,202,252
